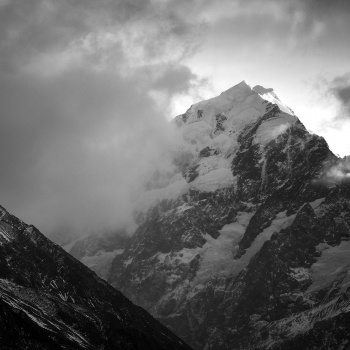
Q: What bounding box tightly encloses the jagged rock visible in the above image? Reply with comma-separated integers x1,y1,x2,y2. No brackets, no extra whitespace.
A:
0,206,192,350
199,147,220,158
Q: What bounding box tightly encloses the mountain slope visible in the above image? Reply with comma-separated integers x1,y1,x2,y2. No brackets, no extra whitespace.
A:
69,80,350,349
0,206,192,350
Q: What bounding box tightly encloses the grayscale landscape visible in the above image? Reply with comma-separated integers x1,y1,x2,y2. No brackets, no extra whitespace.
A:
1,1,350,349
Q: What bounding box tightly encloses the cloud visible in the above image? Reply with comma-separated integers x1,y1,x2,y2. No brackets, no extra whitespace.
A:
326,158,350,180
210,0,350,50
0,0,208,73
315,74,350,122
151,64,198,95
327,74,350,119
0,0,210,237
5,0,348,239
288,0,350,45
0,65,188,234
298,0,350,19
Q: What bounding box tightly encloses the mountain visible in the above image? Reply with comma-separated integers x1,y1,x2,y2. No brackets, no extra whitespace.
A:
66,229,130,280
68,81,350,349
0,205,193,349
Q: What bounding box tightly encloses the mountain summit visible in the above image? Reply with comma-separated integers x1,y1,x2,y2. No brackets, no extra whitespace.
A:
69,81,350,350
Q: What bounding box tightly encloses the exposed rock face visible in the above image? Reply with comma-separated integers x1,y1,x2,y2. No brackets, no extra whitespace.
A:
67,230,130,280
0,206,192,349
70,81,350,349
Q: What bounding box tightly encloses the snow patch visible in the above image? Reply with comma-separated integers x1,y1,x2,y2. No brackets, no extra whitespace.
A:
81,249,124,280
196,155,232,177
192,211,255,285
182,121,212,146
253,112,296,146
309,197,325,209
290,267,311,282
175,204,193,214
155,213,261,288
208,133,236,156
183,80,258,127
190,168,233,192
157,248,200,265
307,241,350,293
226,107,262,141
134,178,188,215
253,85,294,116
124,257,134,267
234,210,297,275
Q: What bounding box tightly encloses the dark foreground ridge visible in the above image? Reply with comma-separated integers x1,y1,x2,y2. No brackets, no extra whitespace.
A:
0,206,193,350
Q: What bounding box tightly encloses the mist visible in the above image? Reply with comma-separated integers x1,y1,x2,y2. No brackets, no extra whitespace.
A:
3,0,350,239
327,74,350,120
326,157,350,180
0,62,194,237
0,0,208,238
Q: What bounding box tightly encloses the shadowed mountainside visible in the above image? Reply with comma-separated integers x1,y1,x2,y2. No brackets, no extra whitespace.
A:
0,206,192,350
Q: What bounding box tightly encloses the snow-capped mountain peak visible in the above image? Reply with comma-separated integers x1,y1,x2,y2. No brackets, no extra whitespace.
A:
130,82,300,219
252,83,295,115
67,80,350,350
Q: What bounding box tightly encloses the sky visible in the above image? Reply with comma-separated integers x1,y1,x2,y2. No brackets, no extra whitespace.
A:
0,0,350,237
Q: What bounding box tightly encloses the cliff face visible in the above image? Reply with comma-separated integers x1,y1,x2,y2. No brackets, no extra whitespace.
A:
0,206,192,350
70,81,350,349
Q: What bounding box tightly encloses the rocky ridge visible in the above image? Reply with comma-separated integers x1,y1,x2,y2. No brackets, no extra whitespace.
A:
69,81,350,349
0,206,192,349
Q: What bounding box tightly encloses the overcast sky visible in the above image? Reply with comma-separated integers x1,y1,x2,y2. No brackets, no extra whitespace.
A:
1,0,349,236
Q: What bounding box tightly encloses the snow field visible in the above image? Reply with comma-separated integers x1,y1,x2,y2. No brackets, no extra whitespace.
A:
81,249,124,280
307,241,350,294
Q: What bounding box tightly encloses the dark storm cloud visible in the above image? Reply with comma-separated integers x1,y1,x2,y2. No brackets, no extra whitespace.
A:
299,0,350,19
0,0,208,236
290,0,350,45
327,74,350,120
151,64,200,95
0,0,205,71
252,0,350,20
0,65,189,234
220,0,350,49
